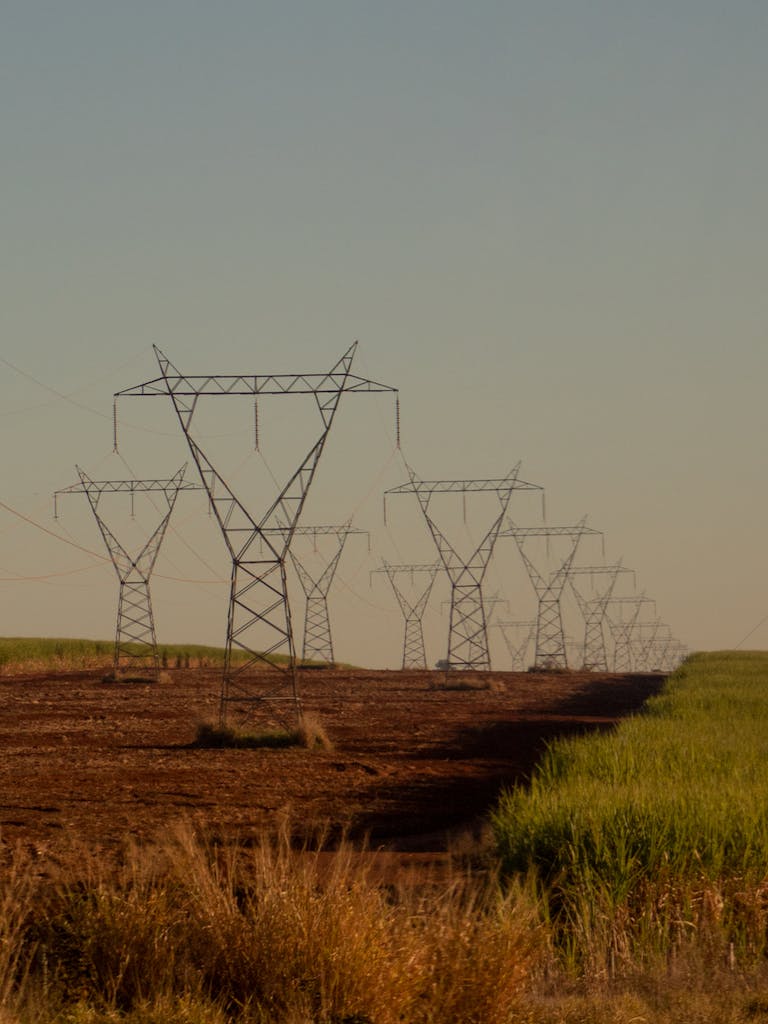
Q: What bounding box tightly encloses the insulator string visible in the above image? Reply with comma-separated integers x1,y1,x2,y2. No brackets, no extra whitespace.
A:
254,399,260,451
113,400,119,453
395,395,401,449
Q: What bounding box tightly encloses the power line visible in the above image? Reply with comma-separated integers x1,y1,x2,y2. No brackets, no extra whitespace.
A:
734,614,768,650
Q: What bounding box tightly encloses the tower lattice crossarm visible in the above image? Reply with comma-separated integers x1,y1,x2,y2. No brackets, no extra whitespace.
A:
371,561,440,669
53,465,200,679
568,563,635,671
501,518,602,671
604,594,655,672
384,465,544,671
282,523,368,665
115,344,398,727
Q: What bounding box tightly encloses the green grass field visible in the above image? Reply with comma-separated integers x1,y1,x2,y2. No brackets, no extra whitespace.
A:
494,651,768,884
0,636,292,672
493,650,768,979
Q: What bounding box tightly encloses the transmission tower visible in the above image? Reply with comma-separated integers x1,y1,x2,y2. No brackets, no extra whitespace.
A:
491,620,537,671
568,564,634,671
502,519,601,670
372,562,440,669
565,635,586,668
54,466,198,680
285,523,367,665
441,592,509,619
385,465,543,670
115,344,397,727
646,634,675,672
660,640,687,672
630,620,671,672
605,595,655,671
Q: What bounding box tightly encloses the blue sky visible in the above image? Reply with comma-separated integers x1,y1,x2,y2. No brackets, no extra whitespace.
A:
1,2,766,666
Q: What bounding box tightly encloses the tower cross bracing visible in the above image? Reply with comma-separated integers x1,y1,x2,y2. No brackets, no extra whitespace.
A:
385,465,543,671
630,620,671,672
115,344,398,727
568,564,634,672
284,523,368,665
490,620,537,671
605,595,655,672
502,519,601,670
372,562,440,669
54,466,198,680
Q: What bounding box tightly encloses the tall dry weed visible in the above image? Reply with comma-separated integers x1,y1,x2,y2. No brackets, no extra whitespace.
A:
7,823,542,1023
296,711,334,751
0,848,37,1017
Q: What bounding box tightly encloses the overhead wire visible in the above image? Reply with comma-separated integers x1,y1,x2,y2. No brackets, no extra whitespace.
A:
0,466,226,590
112,449,227,585
0,498,110,561
0,347,429,650
0,563,105,582
0,348,159,421
734,614,768,650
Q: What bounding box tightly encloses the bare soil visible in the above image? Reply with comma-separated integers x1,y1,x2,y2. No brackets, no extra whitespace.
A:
0,667,664,866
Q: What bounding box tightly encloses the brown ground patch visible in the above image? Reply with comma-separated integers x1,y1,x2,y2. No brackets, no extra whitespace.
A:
0,667,663,865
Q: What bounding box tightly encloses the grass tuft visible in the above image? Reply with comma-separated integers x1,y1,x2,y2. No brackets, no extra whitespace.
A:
431,675,506,693
193,722,300,749
296,712,334,751
193,714,334,752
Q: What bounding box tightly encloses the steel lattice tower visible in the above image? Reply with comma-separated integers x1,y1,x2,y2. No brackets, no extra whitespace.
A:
568,564,634,671
646,634,677,672
630,620,670,672
372,562,440,669
54,466,198,680
115,344,397,726
491,620,537,671
502,519,601,670
660,640,687,672
605,595,655,671
565,635,586,668
286,523,367,665
385,465,543,671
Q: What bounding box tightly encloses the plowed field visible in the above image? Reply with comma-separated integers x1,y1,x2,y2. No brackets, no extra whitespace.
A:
0,667,663,864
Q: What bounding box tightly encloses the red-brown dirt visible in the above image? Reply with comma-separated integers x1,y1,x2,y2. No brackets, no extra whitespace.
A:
0,667,664,870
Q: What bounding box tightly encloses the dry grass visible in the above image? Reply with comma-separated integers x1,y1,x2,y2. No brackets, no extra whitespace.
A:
100,670,172,685
296,712,334,751
431,675,506,693
0,824,543,1023
4,825,768,1021
193,713,333,752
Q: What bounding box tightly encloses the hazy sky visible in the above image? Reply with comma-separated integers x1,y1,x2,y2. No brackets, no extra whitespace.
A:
1,2,766,667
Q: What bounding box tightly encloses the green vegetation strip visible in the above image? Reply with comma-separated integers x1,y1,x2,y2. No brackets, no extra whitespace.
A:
494,651,768,894
0,637,291,671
